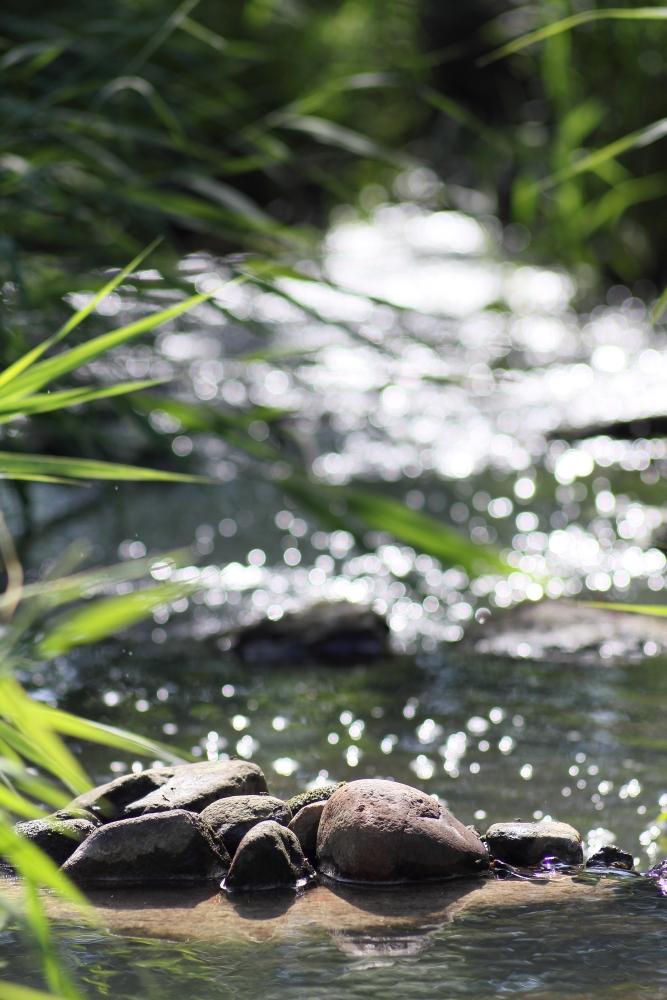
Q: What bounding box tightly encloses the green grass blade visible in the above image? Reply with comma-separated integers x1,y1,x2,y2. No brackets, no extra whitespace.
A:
583,602,667,616
0,238,163,394
0,722,83,791
479,8,667,66
525,117,667,195
0,291,212,401
0,680,91,794
30,708,192,765
0,380,166,421
418,86,510,153
0,980,66,1000
36,581,199,658
0,785,48,819
0,760,70,809
0,547,196,615
269,114,414,167
0,821,85,903
0,452,211,484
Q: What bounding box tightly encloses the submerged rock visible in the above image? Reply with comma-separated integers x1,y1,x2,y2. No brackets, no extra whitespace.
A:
62,810,230,882
66,767,177,821
14,817,96,865
316,779,488,883
586,845,634,871
288,801,324,861
235,601,389,664
224,821,313,891
201,795,291,855
467,598,667,663
286,782,345,816
124,761,268,816
485,821,582,867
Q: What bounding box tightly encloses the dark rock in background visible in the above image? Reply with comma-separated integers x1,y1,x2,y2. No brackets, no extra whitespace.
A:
201,795,291,855
288,801,324,861
586,845,635,871
317,779,489,883
14,817,97,865
124,761,268,816
224,820,312,891
62,810,230,882
465,599,667,663
485,822,582,867
235,602,389,664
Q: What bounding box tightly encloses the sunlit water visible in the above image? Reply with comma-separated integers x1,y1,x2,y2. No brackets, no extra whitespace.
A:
6,174,667,996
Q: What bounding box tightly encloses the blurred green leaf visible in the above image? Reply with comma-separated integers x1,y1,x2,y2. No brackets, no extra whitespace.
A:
0,982,68,1000
584,602,667,616
479,8,667,66
36,581,199,657
0,453,211,484
0,379,166,423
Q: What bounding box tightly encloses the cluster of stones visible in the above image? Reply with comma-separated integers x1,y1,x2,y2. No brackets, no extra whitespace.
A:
14,763,635,890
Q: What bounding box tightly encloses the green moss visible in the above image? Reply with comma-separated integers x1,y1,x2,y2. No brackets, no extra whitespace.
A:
286,782,346,816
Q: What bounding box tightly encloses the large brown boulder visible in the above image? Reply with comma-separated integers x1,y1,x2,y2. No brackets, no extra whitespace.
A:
61,810,230,882
316,780,489,883
201,795,291,855
224,821,313,891
123,761,268,816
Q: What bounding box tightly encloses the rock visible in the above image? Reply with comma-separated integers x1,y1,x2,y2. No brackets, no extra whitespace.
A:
123,761,268,816
51,806,103,826
316,779,489,883
485,821,583,866
286,782,345,816
201,795,291,855
14,817,96,865
224,820,313,891
466,598,667,663
288,802,324,860
66,767,177,821
235,601,389,664
62,810,230,883
586,845,634,871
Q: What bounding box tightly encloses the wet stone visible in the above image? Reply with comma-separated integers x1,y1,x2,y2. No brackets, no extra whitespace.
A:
316,779,489,883
124,761,268,816
14,817,97,866
224,820,313,891
485,822,583,867
288,801,325,861
50,806,103,826
61,810,230,883
67,767,177,821
235,601,389,663
586,845,634,871
201,795,291,856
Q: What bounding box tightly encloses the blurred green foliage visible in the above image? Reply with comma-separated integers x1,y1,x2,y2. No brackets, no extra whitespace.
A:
422,0,667,288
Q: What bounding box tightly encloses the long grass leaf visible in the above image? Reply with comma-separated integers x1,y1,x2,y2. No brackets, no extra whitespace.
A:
0,547,196,615
583,602,667,616
36,581,199,658
0,292,212,401
0,760,70,809
525,117,667,195
28,708,191,765
0,511,23,622
0,380,166,422
0,453,211,484
479,8,667,66
0,680,91,793
0,722,80,790
418,86,510,153
0,821,85,903
0,786,48,819
268,114,414,167
0,979,67,999
0,238,163,394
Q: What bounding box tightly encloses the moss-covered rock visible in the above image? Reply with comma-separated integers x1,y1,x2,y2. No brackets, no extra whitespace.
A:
286,782,345,816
